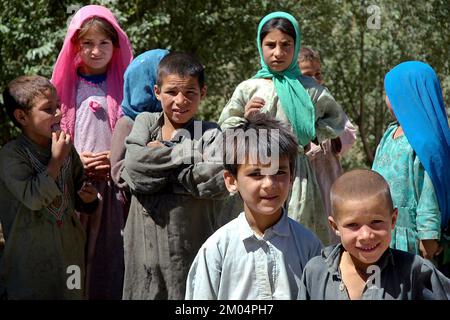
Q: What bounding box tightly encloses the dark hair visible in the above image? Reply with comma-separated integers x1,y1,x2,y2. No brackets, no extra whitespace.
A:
260,17,296,43
2,75,56,128
74,16,119,47
330,169,394,218
223,113,298,177
299,46,321,62
156,52,205,88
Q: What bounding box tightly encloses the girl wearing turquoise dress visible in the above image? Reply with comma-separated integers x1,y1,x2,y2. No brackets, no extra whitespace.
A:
372,61,450,269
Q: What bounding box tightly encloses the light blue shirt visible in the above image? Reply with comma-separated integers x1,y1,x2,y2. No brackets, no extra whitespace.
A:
185,210,322,300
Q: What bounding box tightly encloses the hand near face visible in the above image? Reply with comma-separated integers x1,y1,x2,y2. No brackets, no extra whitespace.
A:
51,131,72,164
147,140,165,148
78,181,98,203
244,97,265,118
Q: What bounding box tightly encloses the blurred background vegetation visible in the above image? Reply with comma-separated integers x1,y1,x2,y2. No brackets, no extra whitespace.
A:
1,0,449,170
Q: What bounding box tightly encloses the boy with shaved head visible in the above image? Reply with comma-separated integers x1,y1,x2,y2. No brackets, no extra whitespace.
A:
299,169,450,300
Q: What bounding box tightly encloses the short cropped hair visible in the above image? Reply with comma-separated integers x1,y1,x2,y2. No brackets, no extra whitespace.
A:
330,169,394,218
298,46,321,62
2,75,56,128
223,113,299,177
156,52,205,88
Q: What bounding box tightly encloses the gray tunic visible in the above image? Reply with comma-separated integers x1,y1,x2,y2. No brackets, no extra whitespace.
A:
121,112,228,299
0,135,97,299
299,244,450,300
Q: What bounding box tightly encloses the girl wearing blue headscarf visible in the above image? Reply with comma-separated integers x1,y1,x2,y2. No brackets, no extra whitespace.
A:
218,12,346,245
110,49,169,205
372,61,450,269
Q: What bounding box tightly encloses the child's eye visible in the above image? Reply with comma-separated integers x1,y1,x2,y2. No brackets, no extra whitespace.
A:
276,170,287,175
248,171,262,177
372,220,383,224
345,223,358,228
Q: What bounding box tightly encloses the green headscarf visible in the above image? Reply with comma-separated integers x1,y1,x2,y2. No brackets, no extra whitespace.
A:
253,11,315,146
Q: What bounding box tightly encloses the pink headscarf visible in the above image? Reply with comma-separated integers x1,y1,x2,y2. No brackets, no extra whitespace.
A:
51,5,133,138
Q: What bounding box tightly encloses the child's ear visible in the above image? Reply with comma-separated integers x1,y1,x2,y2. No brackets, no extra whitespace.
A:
223,170,238,195
13,109,28,127
154,84,161,101
328,216,340,236
391,208,398,229
200,85,207,99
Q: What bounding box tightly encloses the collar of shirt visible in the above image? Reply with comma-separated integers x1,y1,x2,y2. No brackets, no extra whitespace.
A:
237,208,290,242
323,243,396,280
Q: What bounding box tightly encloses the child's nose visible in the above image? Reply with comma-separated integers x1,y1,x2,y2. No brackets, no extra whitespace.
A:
175,93,186,105
91,45,101,55
261,175,275,188
359,225,375,240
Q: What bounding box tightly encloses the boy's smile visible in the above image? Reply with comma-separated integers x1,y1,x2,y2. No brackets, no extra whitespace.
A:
329,196,397,269
155,74,206,129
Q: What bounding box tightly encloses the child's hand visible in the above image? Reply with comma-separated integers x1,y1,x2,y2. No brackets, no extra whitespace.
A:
244,97,265,118
147,140,165,148
47,131,72,180
419,239,442,260
51,131,72,163
78,181,98,203
80,151,111,180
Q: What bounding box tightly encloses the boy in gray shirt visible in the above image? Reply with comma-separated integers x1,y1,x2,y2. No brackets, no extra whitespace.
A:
299,169,450,300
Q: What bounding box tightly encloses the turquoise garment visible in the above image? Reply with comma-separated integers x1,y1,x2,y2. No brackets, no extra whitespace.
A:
373,124,441,254
253,12,315,146
384,61,450,231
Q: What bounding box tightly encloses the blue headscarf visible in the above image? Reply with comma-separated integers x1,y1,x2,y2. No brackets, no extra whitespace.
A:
121,49,169,120
384,61,450,231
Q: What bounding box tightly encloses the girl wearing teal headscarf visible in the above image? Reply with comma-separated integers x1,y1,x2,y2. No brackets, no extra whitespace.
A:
218,12,346,245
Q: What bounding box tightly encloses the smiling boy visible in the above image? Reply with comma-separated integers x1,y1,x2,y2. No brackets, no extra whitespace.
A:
299,169,450,300
185,113,322,300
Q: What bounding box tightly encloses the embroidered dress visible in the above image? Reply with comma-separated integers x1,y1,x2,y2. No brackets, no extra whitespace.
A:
0,135,93,299
74,73,126,300
372,123,441,254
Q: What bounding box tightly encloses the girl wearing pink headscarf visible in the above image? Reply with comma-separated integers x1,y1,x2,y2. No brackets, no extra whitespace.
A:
51,5,133,299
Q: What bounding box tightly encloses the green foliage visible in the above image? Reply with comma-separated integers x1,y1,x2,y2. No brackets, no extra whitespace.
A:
0,0,448,171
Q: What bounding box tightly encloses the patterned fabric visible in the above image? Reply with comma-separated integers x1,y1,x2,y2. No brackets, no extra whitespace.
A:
74,75,112,153
0,135,89,299
373,123,441,254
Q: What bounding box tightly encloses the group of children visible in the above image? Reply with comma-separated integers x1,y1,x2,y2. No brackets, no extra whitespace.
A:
0,6,449,300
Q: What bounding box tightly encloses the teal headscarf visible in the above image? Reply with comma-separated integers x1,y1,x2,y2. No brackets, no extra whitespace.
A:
253,11,315,146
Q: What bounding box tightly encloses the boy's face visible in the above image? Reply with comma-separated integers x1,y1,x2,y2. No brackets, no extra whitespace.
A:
299,59,323,85
78,26,114,76
155,74,206,129
224,156,292,219
15,89,62,147
329,196,397,268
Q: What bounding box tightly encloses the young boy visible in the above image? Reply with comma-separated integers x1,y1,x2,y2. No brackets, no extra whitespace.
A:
185,113,322,300
121,52,229,300
0,75,98,299
299,169,450,300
